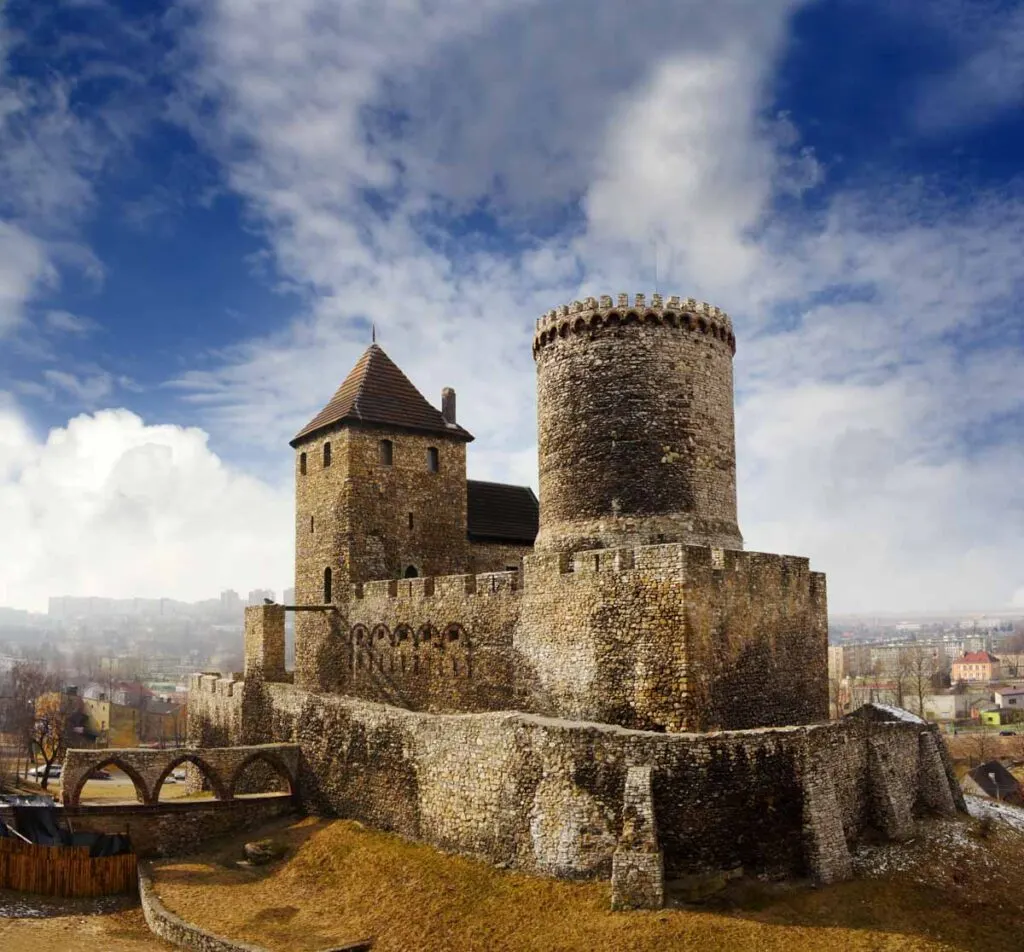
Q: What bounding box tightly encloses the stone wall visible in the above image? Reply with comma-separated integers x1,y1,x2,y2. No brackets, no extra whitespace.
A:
50,796,295,858
344,571,521,711
196,681,962,885
533,294,742,554
517,543,828,732
246,534,827,734
468,540,532,574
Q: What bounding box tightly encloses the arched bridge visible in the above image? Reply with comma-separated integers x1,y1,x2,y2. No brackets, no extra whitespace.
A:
61,744,299,808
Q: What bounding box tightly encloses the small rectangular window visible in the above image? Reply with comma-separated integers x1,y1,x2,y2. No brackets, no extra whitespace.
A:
427,446,439,472
323,442,332,468
299,452,307,475
408,512,414,530
379,439,393,466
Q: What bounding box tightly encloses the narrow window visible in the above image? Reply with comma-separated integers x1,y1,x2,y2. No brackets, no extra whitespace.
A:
427,446,439,472
408,512,414,530
310,515,315,533
299,452,307,475
323,442,331,468
404,565,418,578
379,439,393,466
323,567,332,603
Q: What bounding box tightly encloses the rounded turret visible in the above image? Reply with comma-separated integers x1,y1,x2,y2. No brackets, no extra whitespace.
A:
532,292,743,553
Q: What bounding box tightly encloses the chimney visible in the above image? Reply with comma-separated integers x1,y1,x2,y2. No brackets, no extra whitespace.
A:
441,387,456,424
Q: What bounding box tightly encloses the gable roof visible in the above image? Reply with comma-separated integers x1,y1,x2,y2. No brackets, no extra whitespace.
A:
467,480,538,544
966,761,1022,800
291,345,473,446
957,651,1000,665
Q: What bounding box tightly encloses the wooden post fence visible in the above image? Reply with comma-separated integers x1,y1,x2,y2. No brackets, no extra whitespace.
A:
0,838,138,897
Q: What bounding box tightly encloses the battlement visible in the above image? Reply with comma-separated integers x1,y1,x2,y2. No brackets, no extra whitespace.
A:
351,569,520,602
525,541,810,582
532,292,735,357
189,672,241,697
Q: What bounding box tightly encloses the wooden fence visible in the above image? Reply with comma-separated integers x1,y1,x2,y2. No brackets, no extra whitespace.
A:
0,837,138,897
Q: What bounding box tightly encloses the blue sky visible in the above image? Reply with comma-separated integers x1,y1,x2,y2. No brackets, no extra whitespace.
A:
1,0,1023,614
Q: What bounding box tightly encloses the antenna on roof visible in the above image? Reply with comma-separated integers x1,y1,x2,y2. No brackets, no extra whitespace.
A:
371,322,376,344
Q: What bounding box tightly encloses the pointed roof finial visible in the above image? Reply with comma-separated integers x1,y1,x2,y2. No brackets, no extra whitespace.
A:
371,321,376,344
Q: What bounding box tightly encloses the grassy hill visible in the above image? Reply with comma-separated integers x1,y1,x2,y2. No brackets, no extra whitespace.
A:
146,804,1024,952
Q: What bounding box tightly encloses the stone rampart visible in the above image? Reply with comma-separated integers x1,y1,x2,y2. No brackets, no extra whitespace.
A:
517,542,828,731
201,682,960,885
344,570,521,711
255,539,827,732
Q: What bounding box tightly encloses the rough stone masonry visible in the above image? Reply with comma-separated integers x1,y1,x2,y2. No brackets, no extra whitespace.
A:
188,291,966,908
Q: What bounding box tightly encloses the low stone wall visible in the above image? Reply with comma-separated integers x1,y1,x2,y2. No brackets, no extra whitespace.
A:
53,796,295,858
139,861,267,952
218,683,962,885
140,862,375,951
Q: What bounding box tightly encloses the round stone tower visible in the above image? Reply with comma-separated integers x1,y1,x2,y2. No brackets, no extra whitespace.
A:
532,292,743,553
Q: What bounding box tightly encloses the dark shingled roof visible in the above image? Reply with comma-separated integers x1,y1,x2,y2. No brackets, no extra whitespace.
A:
467,480,538,544
966,760,1022,801
291,345,473,446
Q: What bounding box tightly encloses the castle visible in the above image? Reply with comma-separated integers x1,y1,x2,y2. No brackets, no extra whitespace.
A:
189,292,964,908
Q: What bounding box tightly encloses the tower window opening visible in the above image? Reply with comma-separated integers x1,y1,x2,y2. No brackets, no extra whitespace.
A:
323,442,332,468
379,439,393,466
404,565,419,578
323,567,332,603
427,446,439,472
408,512,414,530
299,452,307,475
310,515,315,533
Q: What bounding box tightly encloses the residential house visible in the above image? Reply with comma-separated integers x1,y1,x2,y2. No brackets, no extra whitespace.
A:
961,761,1023,805
951,651,1001,683
995,688,1024,709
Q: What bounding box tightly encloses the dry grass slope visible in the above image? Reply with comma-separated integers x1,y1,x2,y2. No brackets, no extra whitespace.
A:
147,812,1024,952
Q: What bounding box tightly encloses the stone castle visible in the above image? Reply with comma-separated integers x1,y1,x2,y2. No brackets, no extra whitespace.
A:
189,291,964,907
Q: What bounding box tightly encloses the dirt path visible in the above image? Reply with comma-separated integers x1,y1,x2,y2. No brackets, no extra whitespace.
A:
0,896,169,951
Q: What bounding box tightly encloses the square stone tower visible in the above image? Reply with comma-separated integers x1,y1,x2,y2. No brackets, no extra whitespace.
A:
288,343,474,689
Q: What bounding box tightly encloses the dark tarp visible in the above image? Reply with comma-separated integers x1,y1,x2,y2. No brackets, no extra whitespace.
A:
10,806,131,855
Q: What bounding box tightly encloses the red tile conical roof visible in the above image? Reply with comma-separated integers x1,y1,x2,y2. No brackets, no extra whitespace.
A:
290,345,473,446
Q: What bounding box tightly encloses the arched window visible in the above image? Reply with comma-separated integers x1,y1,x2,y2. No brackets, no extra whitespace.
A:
323,567,332,603
404,565,418,578
427,447,439,472
379,439,393,466
323,442,332,468
299,452,307,475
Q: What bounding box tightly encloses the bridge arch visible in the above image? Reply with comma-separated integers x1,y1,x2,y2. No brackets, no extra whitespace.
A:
152,752,229,802
227,750,295,799
66,756,150,808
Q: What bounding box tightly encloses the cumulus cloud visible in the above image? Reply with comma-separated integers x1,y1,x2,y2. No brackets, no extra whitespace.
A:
0,400,291,612
161,0,1024,616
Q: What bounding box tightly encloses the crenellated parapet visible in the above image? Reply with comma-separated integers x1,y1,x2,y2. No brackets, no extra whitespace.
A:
350,569,520,602
533,292,735,357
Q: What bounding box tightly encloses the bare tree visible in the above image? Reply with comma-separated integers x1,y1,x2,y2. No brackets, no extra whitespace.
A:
909,645,936,720
28,691,75,791
892,648,915,710
4,662,59,781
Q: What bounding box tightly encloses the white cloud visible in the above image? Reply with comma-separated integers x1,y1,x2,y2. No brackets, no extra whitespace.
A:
0,221,53,335
161,0,1024,614
0,400,291,612
911,1,1024,132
